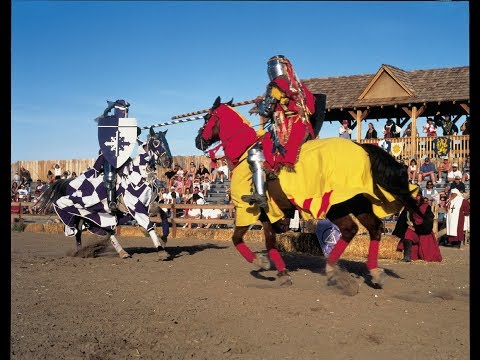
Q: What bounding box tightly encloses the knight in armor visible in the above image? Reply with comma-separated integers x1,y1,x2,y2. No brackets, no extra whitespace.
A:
98,99,131,211
244,55,317,208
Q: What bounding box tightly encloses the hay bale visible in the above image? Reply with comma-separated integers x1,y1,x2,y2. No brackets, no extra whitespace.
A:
24,223,45,233
117,226,146,237
43,222,64,234
276,232,402,260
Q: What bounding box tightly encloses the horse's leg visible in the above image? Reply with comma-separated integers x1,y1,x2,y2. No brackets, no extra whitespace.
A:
110,234,131,259
263,219,292,286
159,209,169,244
74,218,84,251
148,229,169,260
232,225,258,263
233,225,271,271
324,213,360,295
355,211,387,287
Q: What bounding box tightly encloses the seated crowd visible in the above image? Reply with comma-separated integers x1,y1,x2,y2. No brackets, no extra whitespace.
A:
153,159,233,227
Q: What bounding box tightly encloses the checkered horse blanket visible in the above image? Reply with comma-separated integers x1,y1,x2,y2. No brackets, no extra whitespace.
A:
54,145,156,236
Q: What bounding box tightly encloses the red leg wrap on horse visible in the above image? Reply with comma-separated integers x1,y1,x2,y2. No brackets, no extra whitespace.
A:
326,239,349,266
268,249,286,272
366,240,380,270
235,243,256,263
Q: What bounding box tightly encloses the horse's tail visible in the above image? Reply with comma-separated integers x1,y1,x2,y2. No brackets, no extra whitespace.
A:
357,143,419,214
37,179,72,213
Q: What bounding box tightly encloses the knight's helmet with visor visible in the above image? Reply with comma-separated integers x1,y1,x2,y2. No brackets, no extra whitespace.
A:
267,55,288,81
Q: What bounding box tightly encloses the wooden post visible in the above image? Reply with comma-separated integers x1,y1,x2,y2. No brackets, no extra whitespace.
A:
411,106,417,159
356,110,362,141
171,204,177,238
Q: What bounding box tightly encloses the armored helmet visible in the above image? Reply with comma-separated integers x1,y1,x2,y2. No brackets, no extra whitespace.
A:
267,55,288,81
113,99,130,118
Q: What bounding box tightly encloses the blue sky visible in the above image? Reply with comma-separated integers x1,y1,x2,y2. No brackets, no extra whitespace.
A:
11,1,469,162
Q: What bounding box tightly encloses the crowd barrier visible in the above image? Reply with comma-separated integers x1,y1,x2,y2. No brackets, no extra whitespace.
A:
11,201,452,239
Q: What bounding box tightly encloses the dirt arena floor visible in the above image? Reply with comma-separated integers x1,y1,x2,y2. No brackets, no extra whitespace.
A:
11,231,470,359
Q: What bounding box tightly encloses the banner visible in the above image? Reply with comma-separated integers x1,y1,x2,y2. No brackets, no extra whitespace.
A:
378,139,392,153
432,137,452,157
391,141,404,157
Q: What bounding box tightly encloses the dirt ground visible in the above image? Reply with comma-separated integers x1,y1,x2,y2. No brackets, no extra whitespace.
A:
10,231,469,360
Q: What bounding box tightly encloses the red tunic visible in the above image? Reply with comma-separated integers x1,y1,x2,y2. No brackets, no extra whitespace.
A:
262,77,316,173
396,203,442,262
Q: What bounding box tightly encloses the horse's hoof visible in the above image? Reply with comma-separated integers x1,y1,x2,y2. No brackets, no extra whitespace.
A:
252,255,271,270
277,270,293,286
326,265,359,296
157,249,169,261
369,268,387,288
161,235,168,244
119,250,131,259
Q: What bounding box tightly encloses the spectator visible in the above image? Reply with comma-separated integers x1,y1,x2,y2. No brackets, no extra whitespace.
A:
435,114,458,136
47,170,55,184
437,157,452,183
407,159,418,184
383,118,400,138
201,175,211,197
393,190,442,262
52,164,62,181
182,193,204,228
175,164,185,178
17,184,29,201
445,189,470,248
186,162,197,183
164,165,177,182
166,186,181,204
195,163,210,178
364,122,377,139
417,157,438,183
462,156,470,182
182,187,193,204
447,163,463,182
449,176,466,194
12,171,21,185
339,120,353,139
437,193,448,227
422,180,440,204
11,181,19,201
213,159,229,183
422,118,437,137
192,174,202,191
203,207,223,228
402,122,418,137
193,186,204,199
70,171,77,179
460,116,470,135
20,166,32,183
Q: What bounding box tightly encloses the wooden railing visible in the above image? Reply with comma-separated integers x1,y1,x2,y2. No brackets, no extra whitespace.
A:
358,135,470,164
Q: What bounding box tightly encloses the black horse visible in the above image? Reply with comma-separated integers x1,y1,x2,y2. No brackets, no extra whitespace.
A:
195,97,420,291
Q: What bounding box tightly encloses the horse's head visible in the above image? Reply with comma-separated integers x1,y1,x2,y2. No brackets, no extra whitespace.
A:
195,96,233,151
147,127,173,168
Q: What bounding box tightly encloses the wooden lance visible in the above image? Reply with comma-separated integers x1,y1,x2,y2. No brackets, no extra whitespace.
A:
170,98,260,120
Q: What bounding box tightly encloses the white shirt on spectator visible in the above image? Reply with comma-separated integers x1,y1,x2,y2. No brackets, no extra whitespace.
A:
447,170,463,180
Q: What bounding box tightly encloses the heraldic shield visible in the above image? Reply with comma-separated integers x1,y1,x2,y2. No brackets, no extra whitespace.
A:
98,116,138,168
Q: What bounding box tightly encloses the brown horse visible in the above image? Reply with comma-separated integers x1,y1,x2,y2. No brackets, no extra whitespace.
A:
195,97,420,292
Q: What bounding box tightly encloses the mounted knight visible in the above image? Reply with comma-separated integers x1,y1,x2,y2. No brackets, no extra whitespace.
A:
246,55,325,208
96,99,138,211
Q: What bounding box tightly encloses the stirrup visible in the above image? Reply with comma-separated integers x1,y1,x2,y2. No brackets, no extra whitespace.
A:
241,193,268,208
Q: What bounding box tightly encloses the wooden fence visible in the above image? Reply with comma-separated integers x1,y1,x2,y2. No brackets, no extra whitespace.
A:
11,155,212,183
358,135,470,165
12,201,455,240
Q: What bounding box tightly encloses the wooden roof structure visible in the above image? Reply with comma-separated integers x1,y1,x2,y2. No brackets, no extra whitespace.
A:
302,64,470,123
